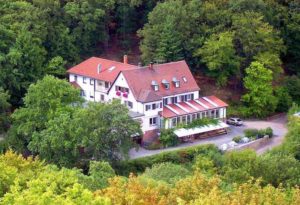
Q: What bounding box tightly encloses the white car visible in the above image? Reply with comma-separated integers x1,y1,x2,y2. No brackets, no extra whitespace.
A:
226,118,243,126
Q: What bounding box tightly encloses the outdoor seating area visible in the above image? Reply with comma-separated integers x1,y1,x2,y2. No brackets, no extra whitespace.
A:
174,122,229,143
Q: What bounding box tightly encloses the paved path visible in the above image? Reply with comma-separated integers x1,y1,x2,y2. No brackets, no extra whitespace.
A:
129,115,288,159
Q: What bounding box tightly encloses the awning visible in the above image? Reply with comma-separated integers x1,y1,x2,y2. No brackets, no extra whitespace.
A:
174,121,229,138
161,96,228,118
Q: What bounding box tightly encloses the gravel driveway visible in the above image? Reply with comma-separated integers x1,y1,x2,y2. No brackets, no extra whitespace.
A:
129,115,288,159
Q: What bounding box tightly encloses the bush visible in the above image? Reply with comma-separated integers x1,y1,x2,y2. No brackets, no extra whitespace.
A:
244,128,273,139
265,127,273,138
159,129,178,148
113,144,222,176
140,162,190,184
145,142,162,150
244,129,259,139
232,136,242,143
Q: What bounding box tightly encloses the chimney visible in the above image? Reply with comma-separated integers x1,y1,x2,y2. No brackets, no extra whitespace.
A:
149,62,154,70
97,64,102,74
123,55,128,64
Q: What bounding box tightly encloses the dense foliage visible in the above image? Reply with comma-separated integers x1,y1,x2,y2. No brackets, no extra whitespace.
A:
5,76,141,167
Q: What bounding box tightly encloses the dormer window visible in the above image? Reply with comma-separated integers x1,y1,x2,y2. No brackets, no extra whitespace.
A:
172,77,180,88
151,80,159,91
162,79,170,89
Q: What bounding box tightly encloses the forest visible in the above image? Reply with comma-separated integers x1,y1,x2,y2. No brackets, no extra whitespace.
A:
0,0,300,204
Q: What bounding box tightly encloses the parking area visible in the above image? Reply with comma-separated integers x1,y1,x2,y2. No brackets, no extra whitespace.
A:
129,115,288,159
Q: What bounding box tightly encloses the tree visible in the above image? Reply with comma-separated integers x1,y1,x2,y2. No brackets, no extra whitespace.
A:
80,161,116,191
141,162,190,184
8,75,82,152
73,101,141,163
0,88,11,134
284,75,300,104
242,61,277,117
196,31,241,86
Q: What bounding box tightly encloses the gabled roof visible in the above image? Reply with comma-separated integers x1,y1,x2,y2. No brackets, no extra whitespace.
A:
121,61,200,102
67,57,137,82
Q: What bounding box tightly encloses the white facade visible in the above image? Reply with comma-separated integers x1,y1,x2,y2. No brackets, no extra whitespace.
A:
69,73,227,135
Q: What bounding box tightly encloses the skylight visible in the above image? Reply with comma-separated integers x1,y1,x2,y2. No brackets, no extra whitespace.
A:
162,79,170,89
108,66,116,72
151,80,159,91
182,76,187,83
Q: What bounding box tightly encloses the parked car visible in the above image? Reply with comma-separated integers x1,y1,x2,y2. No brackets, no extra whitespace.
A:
226,118,243,126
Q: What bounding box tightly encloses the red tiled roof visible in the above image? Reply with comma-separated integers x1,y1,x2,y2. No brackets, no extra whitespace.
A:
67,57,137,82
161,96,228,118
122,61,200,102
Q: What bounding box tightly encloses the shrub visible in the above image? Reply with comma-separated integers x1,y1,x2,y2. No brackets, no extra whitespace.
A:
159,129,178,148
244,129,259,138
265,127,273,138
113,144,222,175
232,136,242,143
140,162,190,184
146,142,162,150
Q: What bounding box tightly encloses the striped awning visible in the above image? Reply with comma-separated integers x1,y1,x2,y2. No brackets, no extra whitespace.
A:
161,96,228,118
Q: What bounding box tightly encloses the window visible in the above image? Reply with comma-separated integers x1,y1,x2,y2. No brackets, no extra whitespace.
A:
163,98,168,106
116,86,129,93
177,116,181,124
80,90,85,97
181,95,185,102
172,118,177,127
190,94,194,100
98,81,103,86
152,103,156,110
174,81,180,88
171,97,177,104
182,115,187,124
83,77,86,84
160,102,162,108
164,83,170,89
105,82,109,88
90,79,94,85
125,101,133,109
128,101,133,109
153,85,159,91
100,94,104,101
187,115,191,123
90,92,94,98
146,105,151,111
74,75,77,82
182,76,187,83
187,94,191,101
149,117,157,126
216,109,219,118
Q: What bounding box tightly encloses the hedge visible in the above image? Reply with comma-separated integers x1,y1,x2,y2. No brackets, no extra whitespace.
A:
113,144,222,176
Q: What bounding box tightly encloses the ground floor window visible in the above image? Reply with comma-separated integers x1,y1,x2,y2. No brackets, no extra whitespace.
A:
149,117,157,126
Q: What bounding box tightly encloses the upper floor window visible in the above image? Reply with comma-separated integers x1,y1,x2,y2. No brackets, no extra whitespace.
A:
116,86,129,93
146,105,151,111
105,82,109,88
163,98,168,106
90,79,94,85
171,97,177,104
80,90,85,97
74,75,78,82
83,77,87,84
162,79,170,89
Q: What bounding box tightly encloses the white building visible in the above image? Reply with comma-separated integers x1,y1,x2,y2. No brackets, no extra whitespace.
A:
68,56,228,143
